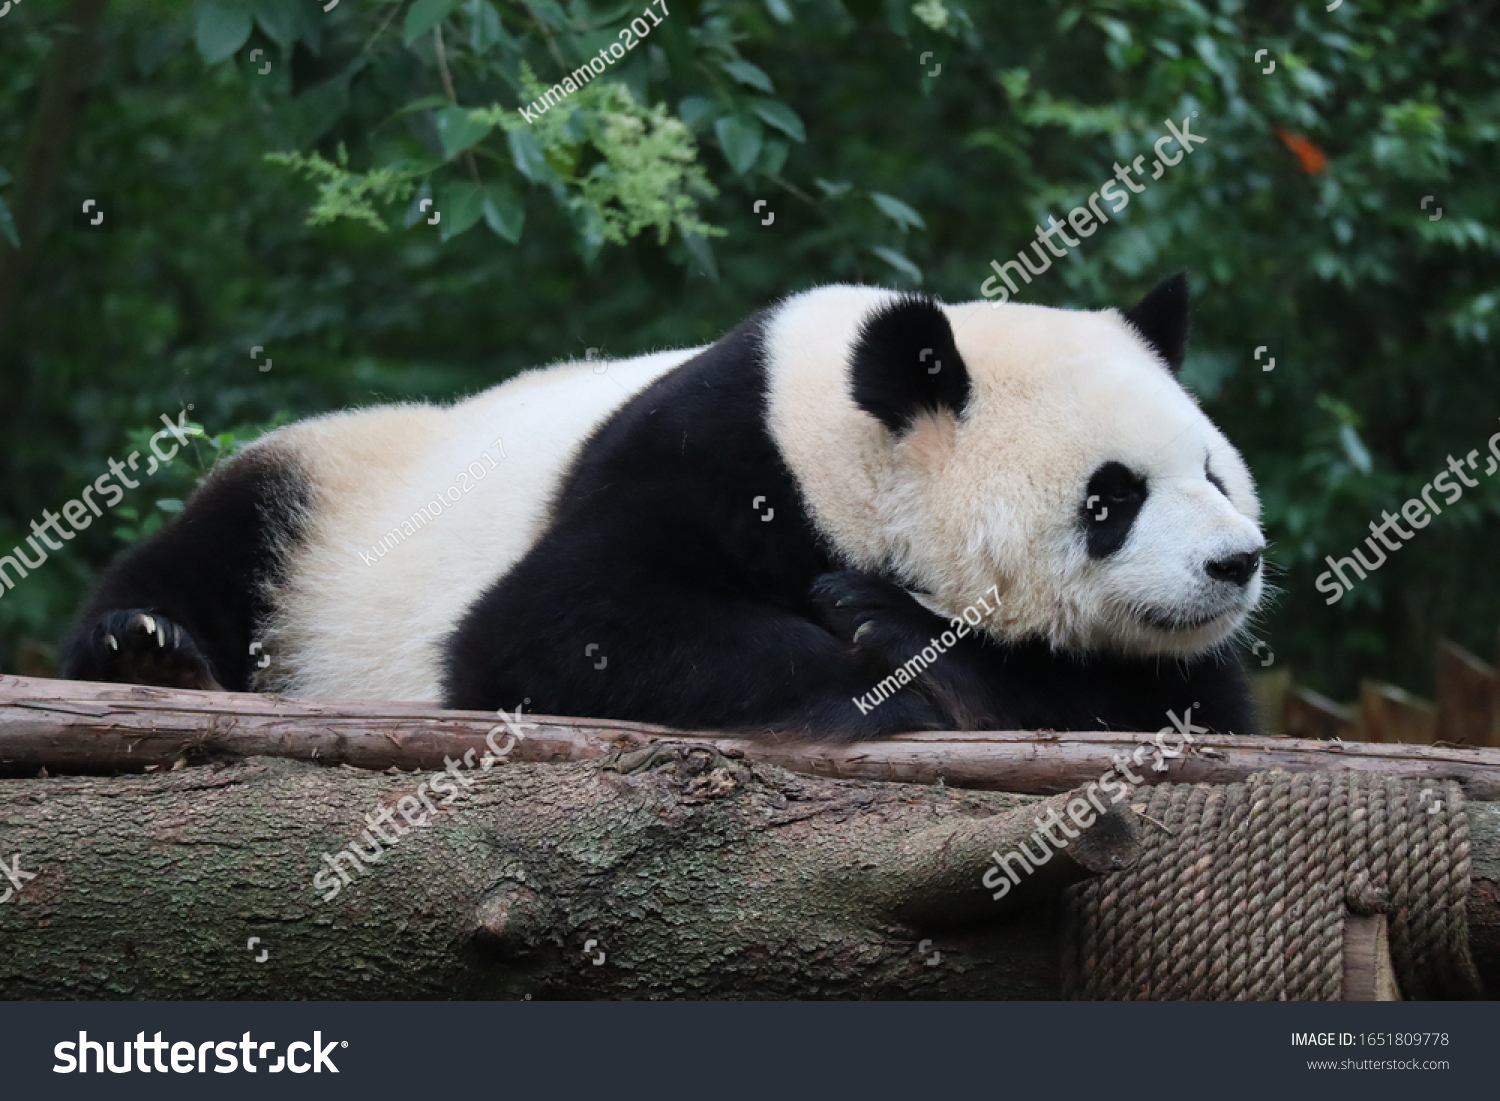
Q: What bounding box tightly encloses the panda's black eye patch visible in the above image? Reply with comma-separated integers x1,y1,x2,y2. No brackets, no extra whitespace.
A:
1082,461,1147,559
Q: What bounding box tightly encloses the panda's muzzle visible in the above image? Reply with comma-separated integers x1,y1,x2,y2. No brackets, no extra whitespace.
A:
1204,549,1261,587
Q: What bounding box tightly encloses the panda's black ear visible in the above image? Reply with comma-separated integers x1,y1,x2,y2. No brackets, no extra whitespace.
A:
1122,272,1189,374
849,295,971,434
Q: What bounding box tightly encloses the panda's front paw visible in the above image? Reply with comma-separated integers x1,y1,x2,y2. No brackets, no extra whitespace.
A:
810,571,941,655
61,609,224,691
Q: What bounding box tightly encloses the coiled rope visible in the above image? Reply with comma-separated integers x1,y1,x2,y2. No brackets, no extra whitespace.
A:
1063,771,1484,1000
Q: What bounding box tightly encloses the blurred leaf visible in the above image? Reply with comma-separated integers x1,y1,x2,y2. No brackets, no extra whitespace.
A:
466,0,509,53
482,182,525,242
764,0,793,22
715,115,763,174
250,0,303,49
749,98,805,142
870,245,922,284
1340,424,1373,475
435,105,494,158
871,192,925,232
678,96,720,130
405,0,462,45
437,180,487,241
507,128,554,183
194,0,253,64
720,59,774,92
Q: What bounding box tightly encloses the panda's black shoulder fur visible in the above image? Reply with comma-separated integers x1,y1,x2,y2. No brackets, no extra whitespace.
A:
442,309,949,736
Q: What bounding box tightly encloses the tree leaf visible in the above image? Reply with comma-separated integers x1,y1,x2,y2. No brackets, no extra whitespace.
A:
437,181,486,241
719,59,773,92
1339,423,1373,475
715,115,763,175
678,96,720,130
434,105,493,159
404,0,461,45
757,137,789,176
871,192,926,231
749,98,805,142
250,0,304,49
507,128,554,183
466,0,509,54
870,245,922,284
482,182,525,242
763,0,793,24
194,0,254,65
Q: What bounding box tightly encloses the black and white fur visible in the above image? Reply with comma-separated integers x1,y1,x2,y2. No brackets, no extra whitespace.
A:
59,275,1265,739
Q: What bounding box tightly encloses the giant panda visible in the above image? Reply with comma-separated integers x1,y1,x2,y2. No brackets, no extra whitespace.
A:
58,274,1266,739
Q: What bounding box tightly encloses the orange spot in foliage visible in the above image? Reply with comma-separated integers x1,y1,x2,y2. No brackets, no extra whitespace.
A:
1276,128,1328,175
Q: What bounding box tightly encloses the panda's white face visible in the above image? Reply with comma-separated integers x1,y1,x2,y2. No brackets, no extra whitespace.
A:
764,283,1266,659
893,301,1265,656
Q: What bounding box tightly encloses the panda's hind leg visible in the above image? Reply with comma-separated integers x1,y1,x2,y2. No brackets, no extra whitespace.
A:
64,609,224,691
57,446,310,693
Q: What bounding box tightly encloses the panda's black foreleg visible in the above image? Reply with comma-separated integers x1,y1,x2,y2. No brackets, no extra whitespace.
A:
57,450,308,693
810,570,1003,731
442,562,954,740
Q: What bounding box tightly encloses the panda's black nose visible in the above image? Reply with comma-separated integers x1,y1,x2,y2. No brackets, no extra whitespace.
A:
1205,550,1261,586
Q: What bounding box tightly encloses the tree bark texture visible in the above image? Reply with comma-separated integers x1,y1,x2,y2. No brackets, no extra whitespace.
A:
0,746,1146,998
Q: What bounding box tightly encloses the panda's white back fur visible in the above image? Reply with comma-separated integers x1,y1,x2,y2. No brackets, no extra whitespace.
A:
255,346,702,701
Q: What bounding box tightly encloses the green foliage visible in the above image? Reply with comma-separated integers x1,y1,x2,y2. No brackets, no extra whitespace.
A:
264,144,420,233
2,0,1498,707
474,66,721,246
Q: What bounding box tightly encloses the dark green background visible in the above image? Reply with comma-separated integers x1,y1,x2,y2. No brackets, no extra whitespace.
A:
1,0,1496,704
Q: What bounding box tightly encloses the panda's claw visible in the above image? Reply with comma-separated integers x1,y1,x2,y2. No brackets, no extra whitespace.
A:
61,609,225,692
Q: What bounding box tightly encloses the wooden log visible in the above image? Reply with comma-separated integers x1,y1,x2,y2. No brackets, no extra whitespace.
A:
1436,640,1496,747
1342,914,1400,1000
1359,680,1436,745
5,676,1500,797
1282,685,1356,742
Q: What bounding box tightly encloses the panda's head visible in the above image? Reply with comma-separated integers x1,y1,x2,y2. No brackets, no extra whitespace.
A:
766,276,1265,657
